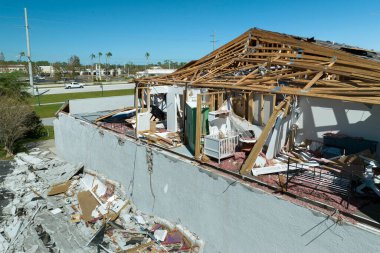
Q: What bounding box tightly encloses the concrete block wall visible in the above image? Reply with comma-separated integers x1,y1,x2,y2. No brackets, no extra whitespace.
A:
68,95,134,114
54,113,380,253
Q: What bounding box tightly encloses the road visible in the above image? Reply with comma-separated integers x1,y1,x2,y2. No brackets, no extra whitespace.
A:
31,82,135,95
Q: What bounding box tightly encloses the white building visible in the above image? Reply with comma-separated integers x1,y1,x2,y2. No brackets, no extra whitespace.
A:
39,65,54,76
81,65,124,78
0,64,27,73
136,66,176,78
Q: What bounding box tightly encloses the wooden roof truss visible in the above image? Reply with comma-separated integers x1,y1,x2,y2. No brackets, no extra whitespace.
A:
138,28,380,105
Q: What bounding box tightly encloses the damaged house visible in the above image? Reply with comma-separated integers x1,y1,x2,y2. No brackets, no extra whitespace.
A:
54,28,380,252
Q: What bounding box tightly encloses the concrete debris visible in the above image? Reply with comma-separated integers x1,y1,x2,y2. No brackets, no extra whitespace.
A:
50,208,62,215
4,217,22,240
134,215,146,225
0,147,204,253
15,152,43,166
0,233,9,253
154,229,168,241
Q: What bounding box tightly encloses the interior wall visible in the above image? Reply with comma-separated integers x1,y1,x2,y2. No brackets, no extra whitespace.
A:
296,97,380,158
266,114,291,159
54,113,380,253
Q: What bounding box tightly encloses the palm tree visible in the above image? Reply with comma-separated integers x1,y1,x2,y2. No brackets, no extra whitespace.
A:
18,52,25,62
89,53,96,81
98,52,102,64
98,52,103,80
105,52,112,65
105,52,112,76
145,52,150,70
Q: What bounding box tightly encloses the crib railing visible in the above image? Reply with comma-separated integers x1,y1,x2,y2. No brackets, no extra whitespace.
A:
204,132,239,163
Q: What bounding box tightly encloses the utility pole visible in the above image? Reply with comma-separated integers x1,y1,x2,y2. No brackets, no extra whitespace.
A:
24,8,34,95
210,31,218,51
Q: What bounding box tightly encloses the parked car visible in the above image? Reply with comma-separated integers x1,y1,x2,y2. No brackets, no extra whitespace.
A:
65,82,84,89
34,75,46,80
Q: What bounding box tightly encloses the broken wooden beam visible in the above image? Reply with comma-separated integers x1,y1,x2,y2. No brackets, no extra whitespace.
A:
240,96,290,175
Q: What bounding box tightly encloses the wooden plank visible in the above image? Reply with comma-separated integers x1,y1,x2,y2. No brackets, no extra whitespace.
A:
242,70,318,85
77,191,99,222
126,241,155,253
283,96,292,117
217,93,223,109
247,92,254,123
303,71,324,90
188,82,380,105
240,97,290,175
48,180,72,196
210,94,215,111
147,87,151,110
237,56,280,85
259,94,264,126
194,94,202,159
303,61,335,90
134,87,139,136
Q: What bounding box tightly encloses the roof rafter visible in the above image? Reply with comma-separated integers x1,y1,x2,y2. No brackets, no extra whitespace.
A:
137,28,380,105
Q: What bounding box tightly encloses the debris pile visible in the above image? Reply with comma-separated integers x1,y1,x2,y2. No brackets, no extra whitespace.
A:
0,148,204,253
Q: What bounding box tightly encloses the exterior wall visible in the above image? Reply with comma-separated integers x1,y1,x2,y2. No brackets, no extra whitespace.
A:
68,95,134,114
39,65,54,74
0,65,27,73
297,97,380,158
54,113,380,253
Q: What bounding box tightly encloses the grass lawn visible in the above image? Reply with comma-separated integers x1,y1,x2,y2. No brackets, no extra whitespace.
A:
30,89,134,104
31,89,134,118
34,104,63,118
0,126,55,160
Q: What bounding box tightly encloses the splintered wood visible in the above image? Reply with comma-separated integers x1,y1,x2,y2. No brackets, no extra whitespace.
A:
137,28,380,105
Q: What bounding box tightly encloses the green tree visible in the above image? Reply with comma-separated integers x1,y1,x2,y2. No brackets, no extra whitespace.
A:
68,55,81,79
35,61,50,66
0,72,29,99
0,73,44,156
52,63,63,81
69,55,81,67
0,96,40,156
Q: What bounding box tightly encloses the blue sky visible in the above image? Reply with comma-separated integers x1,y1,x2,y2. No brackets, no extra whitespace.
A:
1,0,379,65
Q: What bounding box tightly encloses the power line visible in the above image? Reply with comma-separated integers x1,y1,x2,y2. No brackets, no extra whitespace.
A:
210,31,218,51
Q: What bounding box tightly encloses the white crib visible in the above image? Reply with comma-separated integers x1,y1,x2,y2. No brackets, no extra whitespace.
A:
204,132,239,163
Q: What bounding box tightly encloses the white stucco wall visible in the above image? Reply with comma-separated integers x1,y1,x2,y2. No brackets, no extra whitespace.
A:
54,113,380,253
69,95,134,114
296,97,380,158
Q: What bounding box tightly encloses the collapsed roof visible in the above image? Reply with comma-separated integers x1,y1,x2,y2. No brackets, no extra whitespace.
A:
137,28,380,105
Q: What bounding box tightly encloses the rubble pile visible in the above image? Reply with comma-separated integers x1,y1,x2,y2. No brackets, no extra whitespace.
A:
0,148,204,253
